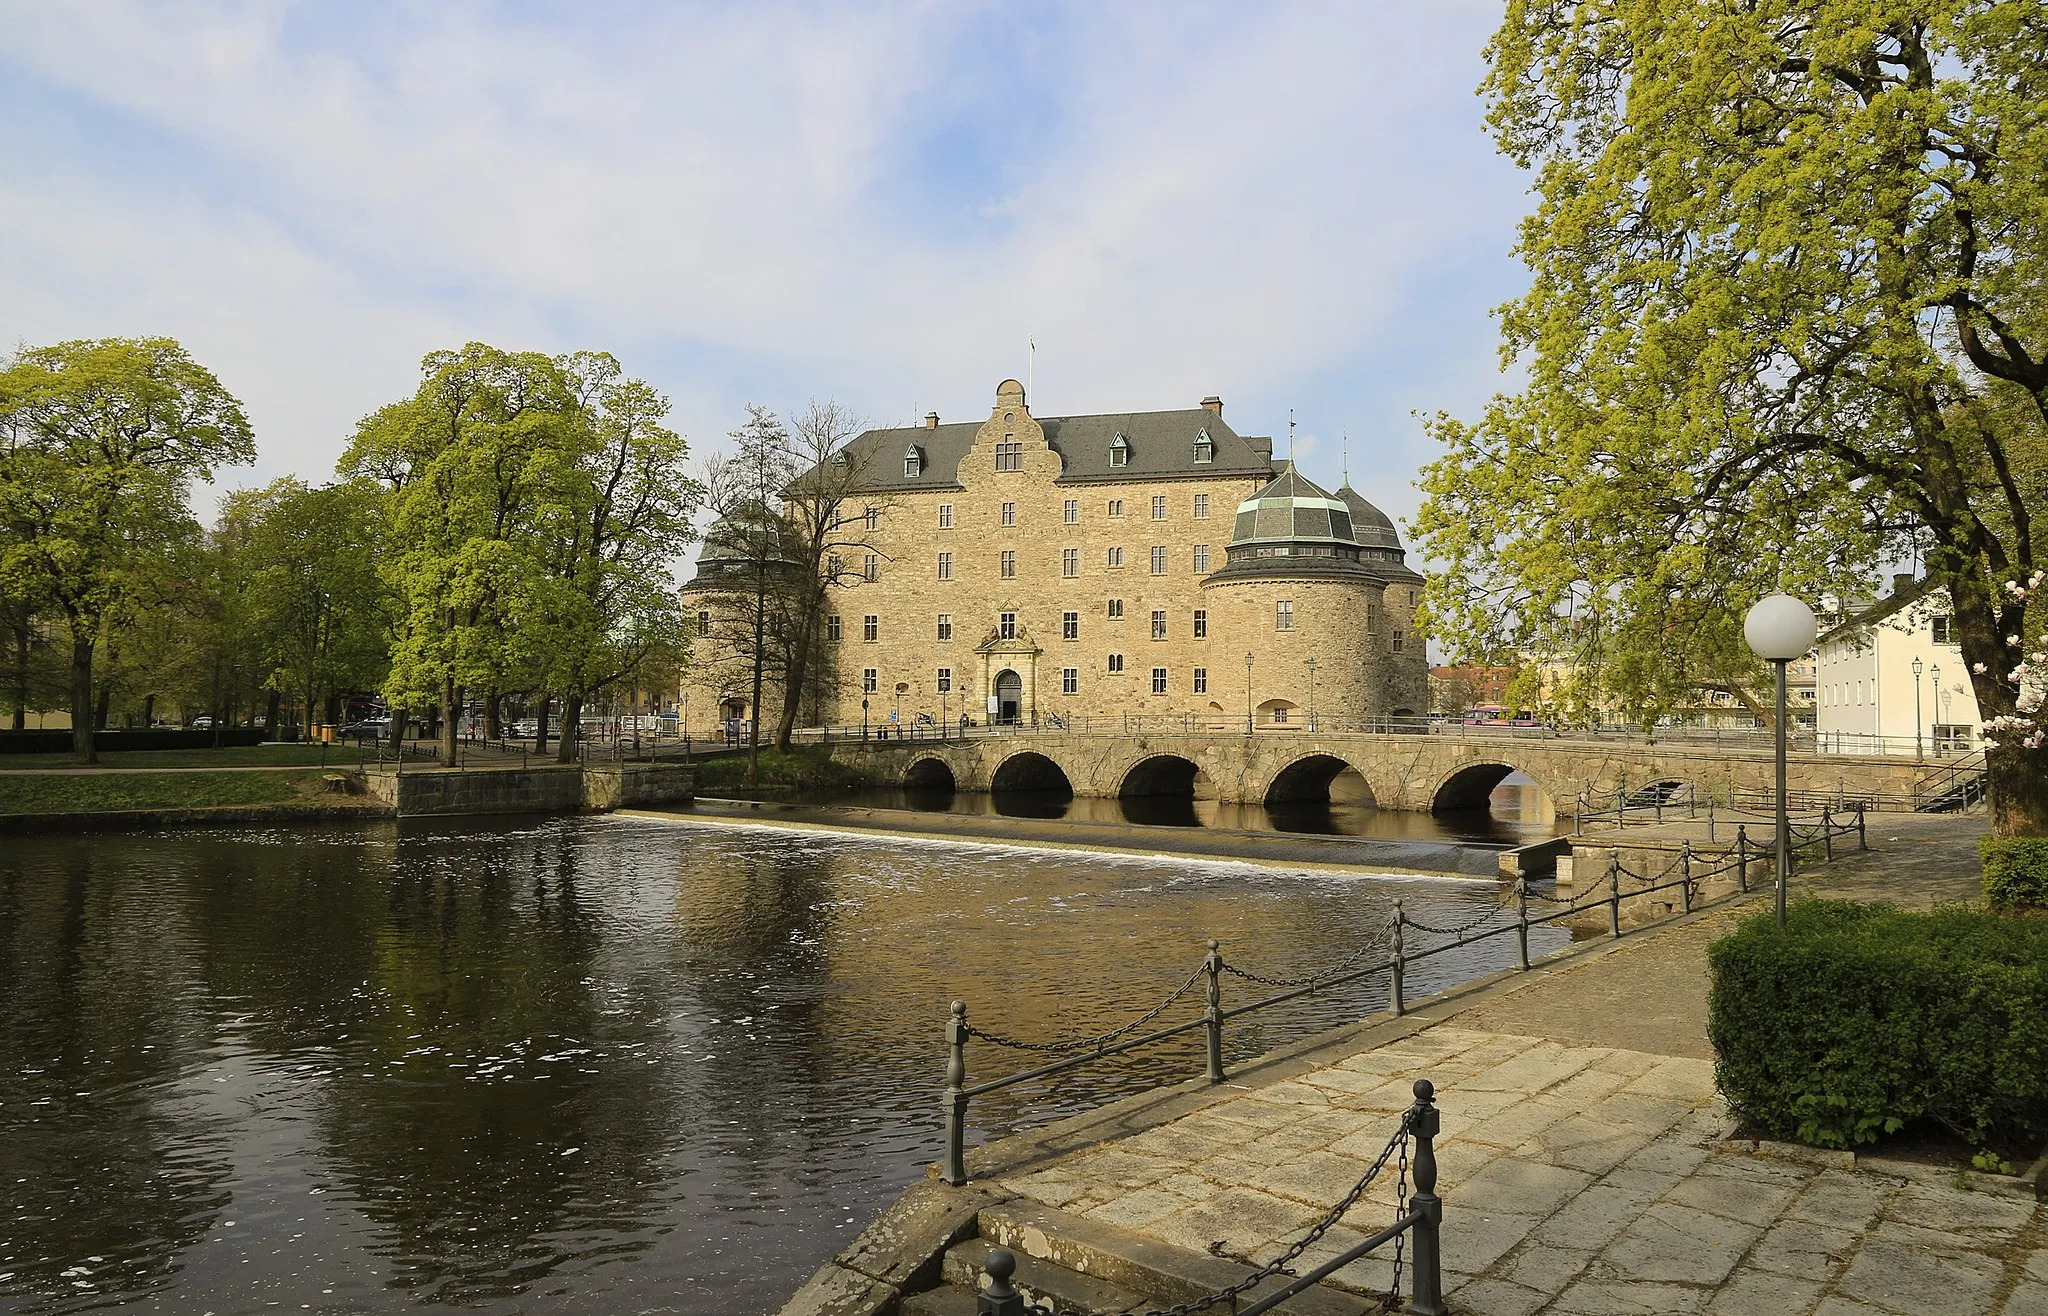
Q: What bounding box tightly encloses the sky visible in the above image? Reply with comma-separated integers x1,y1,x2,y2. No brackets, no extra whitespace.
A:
0,1,1532,551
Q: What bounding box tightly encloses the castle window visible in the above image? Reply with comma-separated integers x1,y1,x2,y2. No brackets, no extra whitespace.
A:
1108,499,1124,517
904,446,923,478
863,554,879,582
1109,433,1130,467
938,668,952,693
1064,499,1079,523
1108,599,1124,619
1000,551,1016,578
1408,589,1417,607
1193,667,1208,694
1151,496,1166,520
1271,705,1289,724
1193,430,1213,464
1062,668,1079,695
1108,653,1125,673
697,610,710,637
862,668,877,693
863,507,879,532
1062,548,1079,577
1393,629,1405,652
1151,610,1167,640
1062,611,1079,641
827,553,845,578
1151,667,1168,694
1194,493,1210,518
1932,615,1955,644
1001,501,1017,527
1276,600,1294,630
1150,546,1167,575
937,614,953,641
827,614,842,642
1000,612,1016,640
1193,544,1210,572
938,503,954,528
863,615,879,642
1193,609,1207,639
1106,546,1124,569
937,552,953,580
996,438,1023,471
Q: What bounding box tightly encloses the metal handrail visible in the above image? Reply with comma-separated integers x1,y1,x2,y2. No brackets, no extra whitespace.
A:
937,812,1867,1188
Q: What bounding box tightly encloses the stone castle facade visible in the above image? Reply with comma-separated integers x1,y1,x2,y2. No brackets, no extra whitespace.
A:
679,380,1426,736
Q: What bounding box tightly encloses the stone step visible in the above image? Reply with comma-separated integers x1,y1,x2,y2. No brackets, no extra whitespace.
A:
943,1236,1150,1315
977,1200,1376,1316
899,1284,980,1316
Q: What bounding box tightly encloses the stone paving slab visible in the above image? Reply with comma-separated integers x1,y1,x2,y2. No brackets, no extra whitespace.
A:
987,1025,2048,1315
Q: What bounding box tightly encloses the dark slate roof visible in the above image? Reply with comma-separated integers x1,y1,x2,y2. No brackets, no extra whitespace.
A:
829,408,1277,493
1229,468,1356,546
1335,484,1402,551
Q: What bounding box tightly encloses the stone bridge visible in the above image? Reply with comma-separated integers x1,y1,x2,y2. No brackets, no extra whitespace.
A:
826,730,1935,814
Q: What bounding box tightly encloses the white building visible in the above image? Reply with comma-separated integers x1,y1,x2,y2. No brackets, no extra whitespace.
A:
1815,577,1981,757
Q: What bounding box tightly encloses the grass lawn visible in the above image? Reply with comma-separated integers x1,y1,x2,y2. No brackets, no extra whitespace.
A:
0,770,339,815
0,743,363,770
690,745,876,793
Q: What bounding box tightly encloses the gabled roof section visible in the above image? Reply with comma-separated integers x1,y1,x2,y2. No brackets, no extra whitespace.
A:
825,407,1278,493
1819,576,1943,644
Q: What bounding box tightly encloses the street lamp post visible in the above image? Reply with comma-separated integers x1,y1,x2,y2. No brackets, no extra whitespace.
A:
1244,652,1255,736
1931,664,1942,753
1745,594,1819,927
861,697,869,741
1912,655,1924,761
1305,658,1318,733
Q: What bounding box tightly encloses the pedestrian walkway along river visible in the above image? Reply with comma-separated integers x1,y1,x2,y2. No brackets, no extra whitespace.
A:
0,813,1562,1315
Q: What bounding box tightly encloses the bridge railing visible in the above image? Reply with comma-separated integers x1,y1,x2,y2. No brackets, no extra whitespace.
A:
937,814,1866,1188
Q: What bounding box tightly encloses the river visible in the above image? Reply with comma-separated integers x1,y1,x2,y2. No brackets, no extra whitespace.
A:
0,810,1565,1315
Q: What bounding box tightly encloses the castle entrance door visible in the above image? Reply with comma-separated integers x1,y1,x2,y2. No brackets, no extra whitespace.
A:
994,670,1022,725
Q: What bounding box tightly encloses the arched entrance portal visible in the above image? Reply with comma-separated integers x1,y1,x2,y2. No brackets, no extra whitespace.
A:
989,751,1073,818
1117,754,1215,828
994,670,1023,725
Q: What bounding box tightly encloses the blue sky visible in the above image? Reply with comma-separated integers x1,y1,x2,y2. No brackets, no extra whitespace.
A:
0,1,1531,547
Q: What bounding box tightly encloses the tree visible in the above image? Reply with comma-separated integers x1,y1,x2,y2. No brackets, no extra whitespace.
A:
1415,3,2048,835
773,400,877,750
0,338,253,762
700,406,802,783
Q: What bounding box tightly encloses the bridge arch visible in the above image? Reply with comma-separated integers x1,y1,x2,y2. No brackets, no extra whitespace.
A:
1117,754,1216,800
1264,754,1378,808
990,751,1074,795
903,757,957,791
1431,762,1521,813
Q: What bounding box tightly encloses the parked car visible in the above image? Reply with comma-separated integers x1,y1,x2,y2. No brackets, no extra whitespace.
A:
510,718,539,738
341,716,391,738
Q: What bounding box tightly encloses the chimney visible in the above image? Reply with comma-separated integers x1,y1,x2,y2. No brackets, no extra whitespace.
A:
925,411,939,430
1893,572,1916,595
1201,395,1223,417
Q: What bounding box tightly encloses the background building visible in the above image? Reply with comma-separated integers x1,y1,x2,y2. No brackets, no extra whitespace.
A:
1816,576,1982,756
680,380,1428,734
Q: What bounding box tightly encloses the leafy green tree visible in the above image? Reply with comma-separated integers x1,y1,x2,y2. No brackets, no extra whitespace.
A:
700,406,801,782
0,338,253,761
1416,2,2048,835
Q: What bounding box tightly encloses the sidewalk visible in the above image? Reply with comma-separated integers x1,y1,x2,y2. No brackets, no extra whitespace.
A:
972,813,2046,1315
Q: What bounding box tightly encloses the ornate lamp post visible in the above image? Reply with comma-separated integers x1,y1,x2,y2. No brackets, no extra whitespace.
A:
1912,655,1924,761
1305,658,1318,733
1244,652,1255,736
1930,663,1942,753
1745,593,1818,927
861,697,869,741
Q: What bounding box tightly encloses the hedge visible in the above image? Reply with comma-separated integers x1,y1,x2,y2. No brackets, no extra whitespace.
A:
1707,900,2048,1151
1983,836,2048,912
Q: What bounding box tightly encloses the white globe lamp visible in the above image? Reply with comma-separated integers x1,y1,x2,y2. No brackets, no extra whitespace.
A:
1743,592,1815,926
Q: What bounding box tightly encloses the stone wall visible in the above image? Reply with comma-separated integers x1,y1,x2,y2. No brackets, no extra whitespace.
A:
582,763,695,810
361,765,588,817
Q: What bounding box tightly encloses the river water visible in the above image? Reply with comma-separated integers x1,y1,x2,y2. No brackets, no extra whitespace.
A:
0,813,1565,1315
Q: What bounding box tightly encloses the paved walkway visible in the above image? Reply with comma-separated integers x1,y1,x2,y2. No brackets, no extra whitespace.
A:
985,812,2043,1315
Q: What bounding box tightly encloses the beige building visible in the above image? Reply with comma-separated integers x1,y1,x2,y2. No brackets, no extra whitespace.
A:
681,380,1426,736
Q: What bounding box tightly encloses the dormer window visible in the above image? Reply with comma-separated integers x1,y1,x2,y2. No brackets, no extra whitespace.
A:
1193,429,1213,464
903,444,924,478
1109,433,1130,468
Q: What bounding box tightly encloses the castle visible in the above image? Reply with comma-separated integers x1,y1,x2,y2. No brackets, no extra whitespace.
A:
679,380,1426,737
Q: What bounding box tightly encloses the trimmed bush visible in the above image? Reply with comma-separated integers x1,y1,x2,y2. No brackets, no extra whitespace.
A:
1707,900,2048,1151
1982,836,2048,912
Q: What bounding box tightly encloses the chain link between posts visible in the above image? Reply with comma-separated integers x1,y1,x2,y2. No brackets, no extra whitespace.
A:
961,962,1207,1054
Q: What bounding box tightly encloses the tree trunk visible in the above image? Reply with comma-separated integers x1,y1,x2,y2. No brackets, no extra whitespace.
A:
265,689,282,742
1986,742,2048,837
94,682,111,731
69,630,95,764
440,676,458,766
142,693,155,728
11,624,27,731
485,691,501,740
777,610,812,753
556,692,583,763
748,590,766,786
387,706,406,757
536,696,551,754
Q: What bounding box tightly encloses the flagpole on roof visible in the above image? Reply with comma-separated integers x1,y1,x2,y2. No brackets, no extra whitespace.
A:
1028,337,1035,407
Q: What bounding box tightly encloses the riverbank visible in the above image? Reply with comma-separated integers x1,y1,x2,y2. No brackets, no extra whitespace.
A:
789,813,2044,1316
625,798,1513,879
0,767,351,818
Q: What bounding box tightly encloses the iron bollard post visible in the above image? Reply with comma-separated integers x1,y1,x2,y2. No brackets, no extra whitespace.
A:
1607,852,1621,938
1707,797,1716,844
978,1248,1026,1316
1515,878,1530,971
1823,809,1834,862
1204,939,1225,1084
1391,902,1406,1017
942,1000,969,1186
1680,841,1692,914
1736,825,1748,892
1404,1079,1448,1316
1858,803,1867,851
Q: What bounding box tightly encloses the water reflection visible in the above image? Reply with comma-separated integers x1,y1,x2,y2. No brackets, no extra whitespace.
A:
0,818,1562,1315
